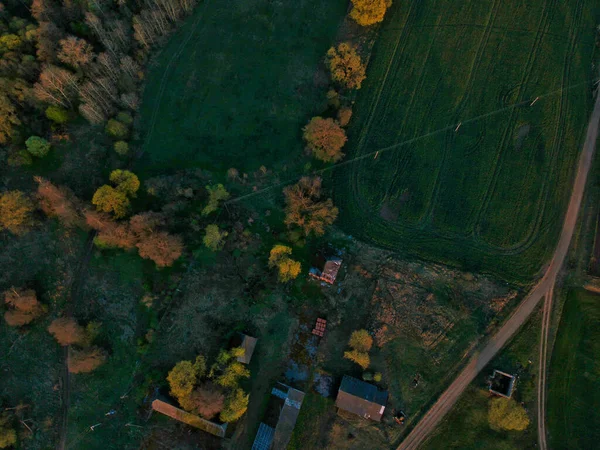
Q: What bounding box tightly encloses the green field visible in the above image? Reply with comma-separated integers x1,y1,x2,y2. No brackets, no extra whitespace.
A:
547,289,600,449
135,0,347,177
335,0,598,282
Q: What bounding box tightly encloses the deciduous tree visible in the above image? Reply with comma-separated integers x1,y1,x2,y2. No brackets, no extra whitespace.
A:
92,185,130,218
220,388,249,423
167,356,206,403
349,0,392,26
0,93,20,144
25,136,52,157
36,177,83,228
45,105,69,124
326,43,367,90
0,412,16,449
268,245,301,282
136,231,183,267
344,349,370,369
283,177,338,237
302,117,347,162
3,287,47,327
68,346,107,373
203,224,228,251
48,317,86,346
58,36,94,69
348,329,373,352
202,184,230,216
105,118,129,139
0,190,34,235
186,383,225,419
109,169,140,197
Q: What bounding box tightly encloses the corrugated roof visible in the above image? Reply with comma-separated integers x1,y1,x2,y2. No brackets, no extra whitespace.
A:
271,388,305,450
252,423,275,450
237,334,258,364
151,400,227,437
335,376,388,422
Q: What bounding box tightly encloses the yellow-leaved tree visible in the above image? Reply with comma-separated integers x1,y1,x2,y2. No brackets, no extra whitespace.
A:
350,0,393,27
268,245,301,282
488,397,530,431
326,43,367,90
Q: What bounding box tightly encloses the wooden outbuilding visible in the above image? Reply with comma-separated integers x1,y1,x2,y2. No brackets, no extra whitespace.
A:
335,375,388,422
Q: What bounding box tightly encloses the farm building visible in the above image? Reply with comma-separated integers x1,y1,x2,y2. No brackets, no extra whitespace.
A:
489,370,517,398
251,383,305,450
309,257,342,285
335,375,388,422
151,399,227,437
236,333,258,364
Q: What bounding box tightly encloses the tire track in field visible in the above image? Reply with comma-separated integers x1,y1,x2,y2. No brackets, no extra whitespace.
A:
418,0,501,226
475,0,583,254
347,1,418,211
472,0,555,232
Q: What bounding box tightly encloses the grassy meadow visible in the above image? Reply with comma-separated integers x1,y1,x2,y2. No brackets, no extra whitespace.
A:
135,0,348,177
335,0,598,283
547,289,600,449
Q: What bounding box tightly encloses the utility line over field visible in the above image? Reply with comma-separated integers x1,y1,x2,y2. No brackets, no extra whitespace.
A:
226,77,599,205
397,89,600,450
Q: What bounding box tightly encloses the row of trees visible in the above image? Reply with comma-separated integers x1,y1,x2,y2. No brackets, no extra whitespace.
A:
167,348,250,423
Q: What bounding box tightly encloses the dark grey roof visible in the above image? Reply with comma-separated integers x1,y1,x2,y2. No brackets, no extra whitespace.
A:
335,375,388,421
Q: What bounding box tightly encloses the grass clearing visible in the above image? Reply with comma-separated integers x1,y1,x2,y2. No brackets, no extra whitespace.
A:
135,0,348,177
334,0,598,283
422,304,542,449
547,288,600,449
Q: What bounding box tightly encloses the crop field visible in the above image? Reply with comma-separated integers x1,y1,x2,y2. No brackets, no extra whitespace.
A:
135,0,347,177
335,0,598,282
547,289,600,449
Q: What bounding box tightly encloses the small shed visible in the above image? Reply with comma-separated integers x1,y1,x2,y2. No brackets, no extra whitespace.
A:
151,399,227,437
237,334,258,365
309,257,342,285
335,375,388,422
489,370,516,398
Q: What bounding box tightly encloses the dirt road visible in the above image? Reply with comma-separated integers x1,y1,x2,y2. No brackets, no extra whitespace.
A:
397,90,600,450
537,284,554,450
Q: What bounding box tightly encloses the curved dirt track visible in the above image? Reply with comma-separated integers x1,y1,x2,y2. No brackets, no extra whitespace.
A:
397,90,600,450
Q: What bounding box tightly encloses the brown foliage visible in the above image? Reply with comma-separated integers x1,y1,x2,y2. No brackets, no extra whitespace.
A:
3,288,46,327
186,383,225,419
136,231,183,267
68,346,107,373
302,117,347,163
129,212,165,235
283,177,338,237
0,190,35,235
48,317,86,346
33,65,77,108
58,36,94,68
35,177,84,228
337,106,353,127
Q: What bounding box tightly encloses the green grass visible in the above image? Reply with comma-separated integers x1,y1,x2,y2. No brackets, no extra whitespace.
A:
135,0,348,178
334,0,598,283
288,393,336,450
547,289,600,449
422,306,541,449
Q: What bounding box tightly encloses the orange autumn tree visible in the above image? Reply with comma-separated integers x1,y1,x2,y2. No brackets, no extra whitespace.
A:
3,287,47,327
302,117,347,163
283,177,338,237
326,43,367,90
35,177,85,228
350,0,393,27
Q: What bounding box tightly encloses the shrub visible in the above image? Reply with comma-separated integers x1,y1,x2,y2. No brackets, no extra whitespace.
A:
373,372,382,382
25,136,51,157
0,413,17,449
302,117,347,162
48,317,86,346
488,397,530,431
114,141,129,156
46,105,69,124
337,106,353,127
344,350,370,369
326,43,367,90
348,329,373,352
362,371,373,381
105,119,129,139
350,0,393,27
7,150,33,167
215,361,250,388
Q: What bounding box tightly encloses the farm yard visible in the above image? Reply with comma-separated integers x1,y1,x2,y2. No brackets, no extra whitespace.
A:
335,0,598,283
547,289,600,450
135,0,348,177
